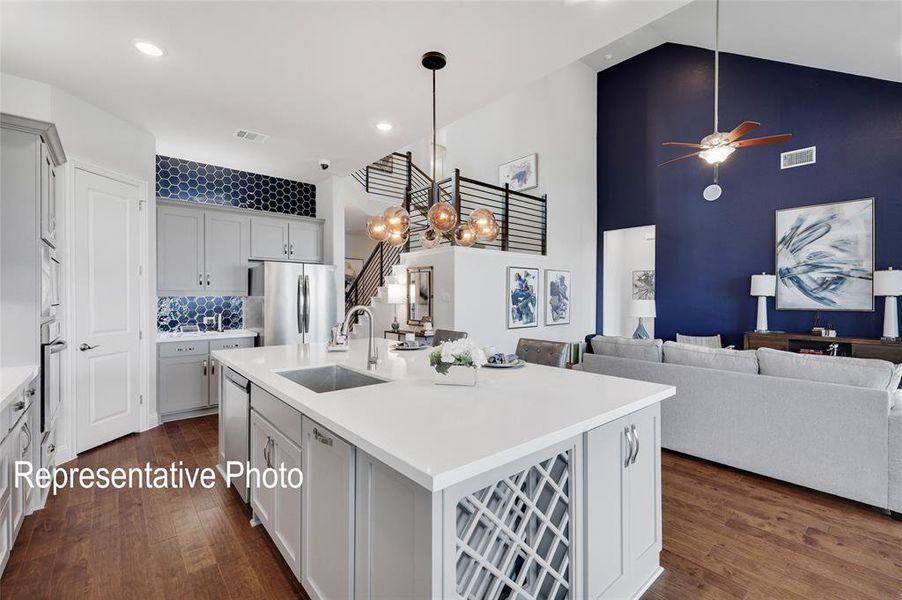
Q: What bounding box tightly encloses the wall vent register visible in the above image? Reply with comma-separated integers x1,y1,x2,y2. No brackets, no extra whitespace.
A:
780,146,816,169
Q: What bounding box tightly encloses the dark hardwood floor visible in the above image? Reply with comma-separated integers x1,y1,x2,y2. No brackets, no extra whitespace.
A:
2,416,900,599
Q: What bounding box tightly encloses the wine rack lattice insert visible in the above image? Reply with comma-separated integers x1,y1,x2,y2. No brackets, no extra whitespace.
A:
455,450,571,600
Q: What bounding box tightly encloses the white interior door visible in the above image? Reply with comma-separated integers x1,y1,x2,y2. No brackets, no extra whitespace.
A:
74,168,141,453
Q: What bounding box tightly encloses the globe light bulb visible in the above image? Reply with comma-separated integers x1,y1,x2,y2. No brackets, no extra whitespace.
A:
427,201,458,233
477,220,500,242
366,215,389,241
467,207,497,238
454,225,476,247
386,229,409,248
419,227,440,249
383,206,410,234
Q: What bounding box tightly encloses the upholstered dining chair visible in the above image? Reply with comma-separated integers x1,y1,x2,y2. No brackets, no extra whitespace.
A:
515,338,570,368
676,333,723,348
431,329,468,346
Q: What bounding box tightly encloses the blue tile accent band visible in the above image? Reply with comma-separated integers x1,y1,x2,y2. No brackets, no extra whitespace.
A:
158,296,244,333
156,155,316,217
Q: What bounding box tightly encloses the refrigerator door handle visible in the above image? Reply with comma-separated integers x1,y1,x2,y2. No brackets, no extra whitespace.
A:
303,275,311,333
297,275,307,334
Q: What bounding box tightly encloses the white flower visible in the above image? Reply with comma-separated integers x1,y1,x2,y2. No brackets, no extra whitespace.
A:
437,339,486,368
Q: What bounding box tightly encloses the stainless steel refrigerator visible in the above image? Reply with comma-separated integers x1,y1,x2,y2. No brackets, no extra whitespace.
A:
247,262,337,346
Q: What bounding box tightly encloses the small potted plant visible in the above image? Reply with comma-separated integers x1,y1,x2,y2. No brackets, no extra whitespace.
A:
421,315,433,334
430,339,487,386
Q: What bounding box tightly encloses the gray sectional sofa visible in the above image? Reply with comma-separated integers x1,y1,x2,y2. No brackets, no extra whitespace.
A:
582,336,902,516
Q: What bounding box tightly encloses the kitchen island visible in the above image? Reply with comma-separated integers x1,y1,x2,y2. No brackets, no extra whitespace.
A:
213,338,674,600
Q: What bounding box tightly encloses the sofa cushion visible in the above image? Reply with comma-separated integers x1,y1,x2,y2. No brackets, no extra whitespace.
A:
757,347,900,391
589,336,662,363
663,341,758,374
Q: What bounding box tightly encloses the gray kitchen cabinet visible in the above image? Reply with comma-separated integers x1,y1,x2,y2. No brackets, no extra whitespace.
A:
157,202,250,296
250,217,289,260
158,354,209,415
9,406,34,541
288,221,323,263
40,140,57,247
355,450,433,600
157,204,205,294
585,403,661,600
204,211,249,295
302,418,355,600
158,336,254,421
251,216,324,263
250,386,303,581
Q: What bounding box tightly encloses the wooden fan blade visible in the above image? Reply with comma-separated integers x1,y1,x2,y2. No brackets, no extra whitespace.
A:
732,133,793,148
662,142,705,149
658,151,702,167
725,121,760,142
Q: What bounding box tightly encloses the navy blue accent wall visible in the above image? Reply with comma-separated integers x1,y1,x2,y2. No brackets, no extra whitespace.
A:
156,155,316,217
596,44,902,346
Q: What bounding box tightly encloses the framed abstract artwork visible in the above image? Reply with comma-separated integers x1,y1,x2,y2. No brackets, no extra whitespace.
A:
775,197,874,311
545,270,571,325
499,153,538,192
507,267,538,329
632,270,655,300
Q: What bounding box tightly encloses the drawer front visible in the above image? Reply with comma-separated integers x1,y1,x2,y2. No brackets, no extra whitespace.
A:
251,384,302,443
159,341,210,358
210,337,255,352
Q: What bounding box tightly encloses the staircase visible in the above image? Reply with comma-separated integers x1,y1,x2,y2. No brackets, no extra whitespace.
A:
345,151,549,317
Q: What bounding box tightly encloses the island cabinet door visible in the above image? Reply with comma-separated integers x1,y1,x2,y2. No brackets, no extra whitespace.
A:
250,411,275,532
270,423,303,582
585,404,662,600
354,451,433,600
302,419,355,600
584,414,630,600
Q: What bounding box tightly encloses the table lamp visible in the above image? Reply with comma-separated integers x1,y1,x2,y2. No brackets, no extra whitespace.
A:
875,268,902,340
630,299,656,340
750,273,776,332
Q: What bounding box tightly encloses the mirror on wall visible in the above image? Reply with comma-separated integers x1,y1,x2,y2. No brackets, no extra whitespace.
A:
407,266,433,325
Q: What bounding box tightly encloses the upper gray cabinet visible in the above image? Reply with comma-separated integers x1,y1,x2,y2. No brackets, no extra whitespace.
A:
157,202,249,296
251,216,323,263
158,204,205,294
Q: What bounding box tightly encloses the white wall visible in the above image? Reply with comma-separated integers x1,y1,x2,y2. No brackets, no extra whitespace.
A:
345,233,377,261
603,225,656,337
2,72,157,464
397,61,598,351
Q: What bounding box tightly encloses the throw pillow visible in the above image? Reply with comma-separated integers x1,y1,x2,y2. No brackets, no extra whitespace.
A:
663,341,758,374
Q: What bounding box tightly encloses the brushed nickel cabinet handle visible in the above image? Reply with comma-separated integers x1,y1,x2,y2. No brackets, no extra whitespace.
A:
202,359,208,376
283,243,288,256
206,273,211,286
624,426,634,468
630,425,640,465
313,427,333,447
198,273,203,286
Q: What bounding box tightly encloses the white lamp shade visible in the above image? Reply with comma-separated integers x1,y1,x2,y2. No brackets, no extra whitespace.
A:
630,299,656,318
750,274,776,297
874,269,902,297
385,283,406,304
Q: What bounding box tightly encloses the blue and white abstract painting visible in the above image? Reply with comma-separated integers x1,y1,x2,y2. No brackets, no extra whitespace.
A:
508,267,538,329
499,153,537,192
776,198,874,311
545,270,571,325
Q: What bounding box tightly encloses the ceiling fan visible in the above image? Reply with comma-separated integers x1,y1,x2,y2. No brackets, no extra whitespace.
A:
659,0,792,201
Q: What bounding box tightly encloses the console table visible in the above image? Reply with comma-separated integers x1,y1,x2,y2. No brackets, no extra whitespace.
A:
744,331,902,363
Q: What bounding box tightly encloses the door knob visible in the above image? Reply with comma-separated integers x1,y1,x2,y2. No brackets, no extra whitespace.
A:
79,343,99,352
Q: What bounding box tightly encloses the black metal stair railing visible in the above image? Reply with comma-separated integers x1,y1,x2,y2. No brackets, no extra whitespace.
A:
344,239,403,317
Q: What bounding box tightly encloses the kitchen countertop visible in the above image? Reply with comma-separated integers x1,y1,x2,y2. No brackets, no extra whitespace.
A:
0,365,39,411
157,329,258,343
214,338,675,491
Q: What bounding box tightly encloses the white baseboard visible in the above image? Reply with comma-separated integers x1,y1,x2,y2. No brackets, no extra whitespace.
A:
632,566,664,600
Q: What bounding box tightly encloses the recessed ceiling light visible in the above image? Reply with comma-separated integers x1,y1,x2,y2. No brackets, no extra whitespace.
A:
376,122,393,132
133,39,166,57
604,53,614,61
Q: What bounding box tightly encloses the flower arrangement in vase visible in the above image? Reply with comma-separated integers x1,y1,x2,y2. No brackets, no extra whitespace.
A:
429,339,487,386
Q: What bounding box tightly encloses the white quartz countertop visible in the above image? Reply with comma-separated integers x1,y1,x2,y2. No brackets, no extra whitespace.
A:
157,329,258,343
213,339,674,491
0,365,39,411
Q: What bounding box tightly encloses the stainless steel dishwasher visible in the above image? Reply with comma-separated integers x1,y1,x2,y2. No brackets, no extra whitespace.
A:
222,368,251,502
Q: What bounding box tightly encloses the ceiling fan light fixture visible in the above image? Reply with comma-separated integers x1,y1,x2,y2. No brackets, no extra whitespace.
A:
699,145,735,165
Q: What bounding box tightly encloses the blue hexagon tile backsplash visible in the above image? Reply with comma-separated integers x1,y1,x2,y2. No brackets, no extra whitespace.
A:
158,296,244,333
156,155,316,217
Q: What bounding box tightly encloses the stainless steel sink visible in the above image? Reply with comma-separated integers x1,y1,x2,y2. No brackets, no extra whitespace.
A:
277,365,388,394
